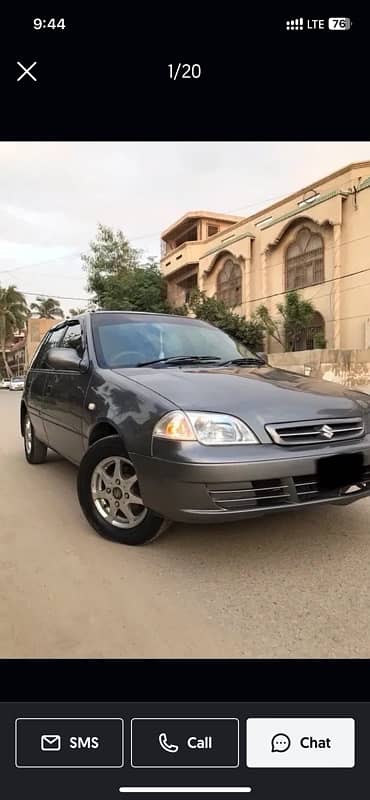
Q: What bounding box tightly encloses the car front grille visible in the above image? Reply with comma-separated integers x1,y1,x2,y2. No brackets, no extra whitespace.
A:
265,417,365,446
208,466,370,511
208,479,292,511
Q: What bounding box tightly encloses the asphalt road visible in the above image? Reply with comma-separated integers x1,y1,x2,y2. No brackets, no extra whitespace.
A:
1,390,370,659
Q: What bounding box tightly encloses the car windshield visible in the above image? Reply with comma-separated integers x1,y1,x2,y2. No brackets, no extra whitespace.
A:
92,314,257,369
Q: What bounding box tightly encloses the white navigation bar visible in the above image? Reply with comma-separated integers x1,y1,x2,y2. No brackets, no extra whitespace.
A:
119,788,252,794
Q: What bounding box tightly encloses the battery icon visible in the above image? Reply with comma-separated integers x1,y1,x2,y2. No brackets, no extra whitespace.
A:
328,17,352,30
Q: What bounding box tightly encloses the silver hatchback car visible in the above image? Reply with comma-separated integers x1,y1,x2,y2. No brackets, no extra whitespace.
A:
20,311,370,545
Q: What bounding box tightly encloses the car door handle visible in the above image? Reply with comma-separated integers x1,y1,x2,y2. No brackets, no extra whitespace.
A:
45,384,52,395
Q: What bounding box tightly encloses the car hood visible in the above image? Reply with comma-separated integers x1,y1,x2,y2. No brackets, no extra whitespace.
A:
115,364,370,424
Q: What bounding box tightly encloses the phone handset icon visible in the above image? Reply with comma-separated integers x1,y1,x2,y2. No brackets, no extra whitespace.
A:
158,732,179,753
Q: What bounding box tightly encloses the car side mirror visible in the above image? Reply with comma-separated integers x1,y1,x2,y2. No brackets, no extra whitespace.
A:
46,347,83,371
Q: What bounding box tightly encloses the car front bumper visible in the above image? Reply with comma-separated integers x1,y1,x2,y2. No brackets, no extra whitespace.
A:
130,436,370,523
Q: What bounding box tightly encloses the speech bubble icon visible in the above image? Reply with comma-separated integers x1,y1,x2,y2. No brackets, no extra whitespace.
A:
271,733,291,753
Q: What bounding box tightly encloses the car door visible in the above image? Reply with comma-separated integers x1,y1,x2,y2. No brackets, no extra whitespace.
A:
25,327,66,445
42,320,92,464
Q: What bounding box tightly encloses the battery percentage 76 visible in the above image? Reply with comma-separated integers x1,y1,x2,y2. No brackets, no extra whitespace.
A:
328,17,352,30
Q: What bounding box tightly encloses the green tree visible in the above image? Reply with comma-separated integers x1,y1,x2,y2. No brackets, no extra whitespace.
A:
188,290,264,352
68,307,87,316
0,285,29,378
253,290,316,351
30,296,64,319
92,262,171,313
82,224,173,313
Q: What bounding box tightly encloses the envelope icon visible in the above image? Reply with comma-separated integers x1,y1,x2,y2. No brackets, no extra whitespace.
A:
41,734,62,752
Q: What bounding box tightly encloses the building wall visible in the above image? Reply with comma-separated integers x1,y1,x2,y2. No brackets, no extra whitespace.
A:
253,194,341,352
164,218,236,253
268,349,370,394
25,318,56,366
339,178,370,349
161,162,370,352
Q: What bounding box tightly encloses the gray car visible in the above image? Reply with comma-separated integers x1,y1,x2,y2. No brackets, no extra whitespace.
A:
21,311,370,545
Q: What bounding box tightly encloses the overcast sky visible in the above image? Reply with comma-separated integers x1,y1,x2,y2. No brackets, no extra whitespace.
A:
0,141,369,312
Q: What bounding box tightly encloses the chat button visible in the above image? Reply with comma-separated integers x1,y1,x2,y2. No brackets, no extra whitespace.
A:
246,718,355,768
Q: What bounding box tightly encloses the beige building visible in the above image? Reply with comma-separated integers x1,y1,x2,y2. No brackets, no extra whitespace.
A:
161,162,370,352
25,317,56,366
1,320,55,377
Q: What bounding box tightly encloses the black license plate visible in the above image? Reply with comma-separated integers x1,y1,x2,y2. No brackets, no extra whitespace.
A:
316,452,364,491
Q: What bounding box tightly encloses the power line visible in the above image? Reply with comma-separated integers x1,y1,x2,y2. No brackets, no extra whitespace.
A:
307,278,370,306
6,216,370,307
3,221,370,293
0,251,82,276
93,190,295,245
13,261,370,308
242,265,370,307
256,229,370,274
327,310,370,324
16,267,370,308
128,190,293,241
0,188,316,277
3,200,370,282
21,291,90,302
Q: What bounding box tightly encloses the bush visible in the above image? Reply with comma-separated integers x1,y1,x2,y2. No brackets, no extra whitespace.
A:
188,290,264,352
253,290,319,352
313,332,327,349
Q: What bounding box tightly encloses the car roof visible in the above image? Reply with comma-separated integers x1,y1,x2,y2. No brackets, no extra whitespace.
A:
50,310,211,329
92,310,200,320
47,311,214,339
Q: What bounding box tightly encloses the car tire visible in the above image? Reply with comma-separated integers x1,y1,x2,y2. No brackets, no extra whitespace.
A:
77,435,170,545
24,413,48,464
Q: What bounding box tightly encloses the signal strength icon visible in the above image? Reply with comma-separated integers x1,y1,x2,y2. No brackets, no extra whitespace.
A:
286,18,304,30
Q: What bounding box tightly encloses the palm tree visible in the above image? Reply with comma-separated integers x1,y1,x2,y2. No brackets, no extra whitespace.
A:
0,285,29,378
30,296,64,319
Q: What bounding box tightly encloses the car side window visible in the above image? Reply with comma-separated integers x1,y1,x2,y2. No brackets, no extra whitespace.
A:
32,328,66,370
61,323,84,358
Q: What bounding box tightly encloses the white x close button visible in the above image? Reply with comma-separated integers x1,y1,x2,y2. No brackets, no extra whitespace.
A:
17,62,37,82
246,718,355,768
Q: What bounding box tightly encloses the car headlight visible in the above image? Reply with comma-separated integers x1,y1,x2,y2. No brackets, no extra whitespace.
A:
153,411,259,445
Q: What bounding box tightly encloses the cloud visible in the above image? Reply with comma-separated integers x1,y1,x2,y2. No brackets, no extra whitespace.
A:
0,141,369,311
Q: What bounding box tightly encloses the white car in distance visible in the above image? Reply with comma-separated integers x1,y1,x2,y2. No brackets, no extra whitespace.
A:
9,376,25,391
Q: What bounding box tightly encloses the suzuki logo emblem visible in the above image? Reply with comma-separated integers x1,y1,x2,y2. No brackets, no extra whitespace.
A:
320,424,334,439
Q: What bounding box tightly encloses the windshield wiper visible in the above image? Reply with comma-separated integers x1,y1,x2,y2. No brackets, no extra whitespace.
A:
217,357,265,367
137,355,223,367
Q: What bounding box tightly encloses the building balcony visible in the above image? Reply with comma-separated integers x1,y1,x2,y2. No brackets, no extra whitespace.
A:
160,240,206,277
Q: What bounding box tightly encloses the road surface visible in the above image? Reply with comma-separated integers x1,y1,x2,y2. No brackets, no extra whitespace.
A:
1,390,370,658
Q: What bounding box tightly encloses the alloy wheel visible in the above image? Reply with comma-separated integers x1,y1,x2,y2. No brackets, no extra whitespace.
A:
25,417,33,455
90,456,147,529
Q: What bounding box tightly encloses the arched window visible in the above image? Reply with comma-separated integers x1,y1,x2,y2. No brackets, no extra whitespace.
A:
217,259,242,307
285,227,324,290
296,311,326,351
